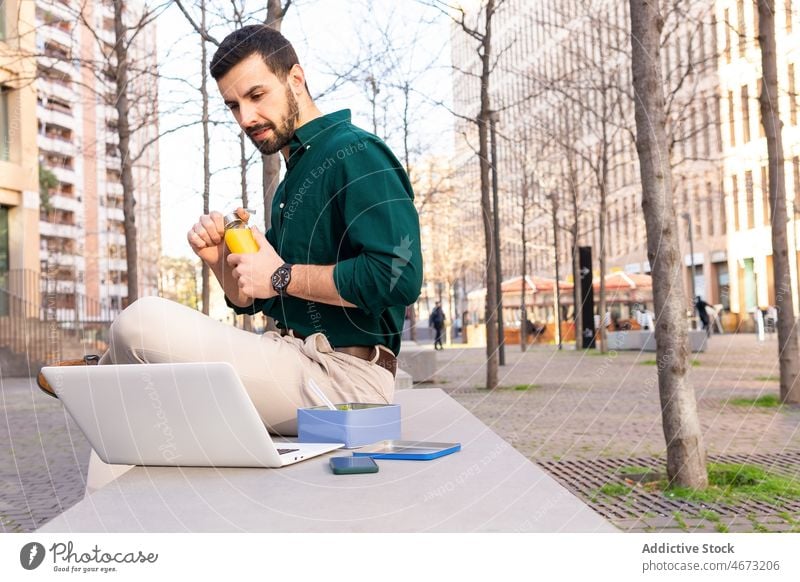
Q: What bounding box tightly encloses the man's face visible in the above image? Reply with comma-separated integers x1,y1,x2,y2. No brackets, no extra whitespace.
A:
217,53,300,155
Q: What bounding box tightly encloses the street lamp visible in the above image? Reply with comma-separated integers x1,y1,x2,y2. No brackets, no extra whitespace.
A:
489,110,505,365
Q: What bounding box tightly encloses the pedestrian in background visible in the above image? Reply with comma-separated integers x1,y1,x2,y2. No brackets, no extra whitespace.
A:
429,301,446,350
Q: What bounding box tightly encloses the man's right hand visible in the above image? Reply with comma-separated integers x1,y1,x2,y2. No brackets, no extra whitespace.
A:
187,211,226,265
187,208,250,265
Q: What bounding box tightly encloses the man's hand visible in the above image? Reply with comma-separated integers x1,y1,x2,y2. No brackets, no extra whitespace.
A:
187,208,251,266
227,226,285,299
187,211,226,265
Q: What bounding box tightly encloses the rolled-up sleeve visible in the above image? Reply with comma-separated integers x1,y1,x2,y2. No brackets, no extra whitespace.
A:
332,138,423,316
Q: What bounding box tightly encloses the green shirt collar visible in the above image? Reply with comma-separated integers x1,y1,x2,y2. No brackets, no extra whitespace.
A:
287,109,352,169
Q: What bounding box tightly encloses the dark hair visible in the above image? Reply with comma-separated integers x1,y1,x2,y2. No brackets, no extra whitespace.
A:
210,25,300,81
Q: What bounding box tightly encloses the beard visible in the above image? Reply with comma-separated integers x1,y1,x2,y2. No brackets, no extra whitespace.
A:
247,86,300,155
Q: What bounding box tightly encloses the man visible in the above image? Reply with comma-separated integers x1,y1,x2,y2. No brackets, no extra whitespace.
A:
429,301,445,350
694,296,710,334
38,25,422,436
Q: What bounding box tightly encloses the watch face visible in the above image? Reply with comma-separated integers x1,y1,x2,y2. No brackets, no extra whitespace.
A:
272,266,291,290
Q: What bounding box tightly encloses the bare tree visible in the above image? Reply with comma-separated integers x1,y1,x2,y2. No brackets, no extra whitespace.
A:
629,0,708,489
758,0,800,403
431,0,505,389
261,0,293,232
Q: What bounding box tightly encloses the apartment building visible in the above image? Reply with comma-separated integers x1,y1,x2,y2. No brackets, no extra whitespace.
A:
451,0,800,327
35,0,161,322
0,0,40,318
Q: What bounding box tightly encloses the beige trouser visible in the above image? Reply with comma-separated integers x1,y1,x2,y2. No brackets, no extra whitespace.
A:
98,296,396,435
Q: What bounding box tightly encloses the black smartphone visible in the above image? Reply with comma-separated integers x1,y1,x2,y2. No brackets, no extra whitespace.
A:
329,456,379,475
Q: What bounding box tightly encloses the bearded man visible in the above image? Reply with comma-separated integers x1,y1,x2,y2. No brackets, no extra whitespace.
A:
38,25,422,437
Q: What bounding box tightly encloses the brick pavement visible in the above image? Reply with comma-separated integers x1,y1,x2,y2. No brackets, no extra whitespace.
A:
1,332,798,532
435,333,800,461
0,376,90,533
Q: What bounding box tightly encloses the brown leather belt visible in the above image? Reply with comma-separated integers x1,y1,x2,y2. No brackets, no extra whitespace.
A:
280,329,397,377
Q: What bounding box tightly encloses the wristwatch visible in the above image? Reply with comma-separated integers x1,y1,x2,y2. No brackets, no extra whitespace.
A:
271,263,293,297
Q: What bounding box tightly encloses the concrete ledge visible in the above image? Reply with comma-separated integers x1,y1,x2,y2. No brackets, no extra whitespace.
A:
394,369,413,391
606,330,707,352
642,329,707,353
397,343,437,383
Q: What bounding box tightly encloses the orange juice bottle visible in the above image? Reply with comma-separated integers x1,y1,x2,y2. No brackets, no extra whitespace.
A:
223,211,259,254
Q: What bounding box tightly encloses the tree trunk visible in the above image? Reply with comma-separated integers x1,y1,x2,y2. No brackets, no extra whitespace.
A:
629,0,708,489
479,0,499,390
570,156,582,350
200,0,211,315
520,175,529,352
551,193,562,350
112,0,139,304
758,0,800,403
240,131,253,332
598,176,608,352
261,0,288,233
402,82,417,341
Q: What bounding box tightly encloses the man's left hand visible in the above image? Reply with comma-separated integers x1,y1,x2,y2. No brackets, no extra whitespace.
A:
227,227,283,299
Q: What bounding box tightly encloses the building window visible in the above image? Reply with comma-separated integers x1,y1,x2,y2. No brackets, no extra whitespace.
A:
741,85,751,143
753,1,760,48
724,9,732,62
702,98,711,156
745,170,755,229
706,182,715,235
794,157,800,202
787,0,793,34
737,0,746,58
728,90,736,147
0,86,8,161
761,165,770,225
732,174,740,231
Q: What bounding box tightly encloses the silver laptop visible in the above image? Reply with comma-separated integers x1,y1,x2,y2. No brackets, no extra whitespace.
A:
40,362,344,468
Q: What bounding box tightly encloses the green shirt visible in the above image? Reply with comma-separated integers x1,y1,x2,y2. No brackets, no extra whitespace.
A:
226,110,422,356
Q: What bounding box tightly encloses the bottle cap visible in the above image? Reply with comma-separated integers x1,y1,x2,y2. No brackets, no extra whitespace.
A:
223,212,245,229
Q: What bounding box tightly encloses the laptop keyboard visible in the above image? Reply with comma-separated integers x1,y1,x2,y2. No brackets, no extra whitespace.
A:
277,448,300,455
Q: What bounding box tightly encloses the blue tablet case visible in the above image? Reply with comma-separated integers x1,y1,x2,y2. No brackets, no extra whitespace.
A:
352,440,461,460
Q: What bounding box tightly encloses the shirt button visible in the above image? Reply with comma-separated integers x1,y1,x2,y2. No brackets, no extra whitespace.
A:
305,145,310,150
279,203,285,208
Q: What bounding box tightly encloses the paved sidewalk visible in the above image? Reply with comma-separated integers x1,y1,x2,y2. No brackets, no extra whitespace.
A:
434,333,800,461
1,332,798,532
0,377,90,533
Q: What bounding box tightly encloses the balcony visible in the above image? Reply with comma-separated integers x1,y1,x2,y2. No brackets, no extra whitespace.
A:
38,135,75,158
50,165,76,185
37,105,75,131
49,194,81,213
39,221,80,239
105,206,124,222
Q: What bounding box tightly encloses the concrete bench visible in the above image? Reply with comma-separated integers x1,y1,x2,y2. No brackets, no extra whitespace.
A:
37,389,614,533
606,330,707,352
396,342,437,383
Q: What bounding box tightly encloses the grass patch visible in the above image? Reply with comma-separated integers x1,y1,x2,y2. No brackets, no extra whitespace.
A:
673,511,689,531
698,509,721,522
511,383,540,391
641,358,700,367
616,465,655,475
664,463,800,506
729,394,782,408
598,483,634,497
715,522,730,533
755,375,780,382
